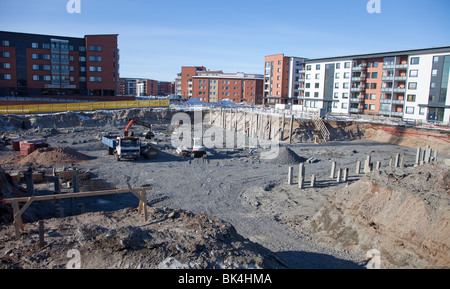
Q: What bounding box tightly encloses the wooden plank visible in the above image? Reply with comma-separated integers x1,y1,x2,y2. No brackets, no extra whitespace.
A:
3,187,152,204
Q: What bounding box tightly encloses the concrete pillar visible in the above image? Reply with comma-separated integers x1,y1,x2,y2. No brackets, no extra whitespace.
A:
342,168,349,182
280,113,286,141
330,161,336,178
376,161,382,170
433,150,438,162
299,163,305,180
364,156,372,173
288,166,294,185
310,175,316,188
394,153,400,167
298,175,305,189
336,168,342,183
415,147,421,166
355,161,361,174
25,168,34,196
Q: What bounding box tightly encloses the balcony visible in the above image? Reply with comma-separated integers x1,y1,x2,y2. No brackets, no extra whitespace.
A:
351,76,366,82
393,87,406,93
396,64,408,69
394,76,407,81
351,87,364,92
381,87,393,93
382,76,394,81
350,97,364,103
349,107,363,114
352,65,367,71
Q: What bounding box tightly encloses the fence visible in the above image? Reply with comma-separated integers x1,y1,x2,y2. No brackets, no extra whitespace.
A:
0,99,170,115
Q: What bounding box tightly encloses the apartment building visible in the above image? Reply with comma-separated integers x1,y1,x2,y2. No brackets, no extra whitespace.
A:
191,71,264,105
265,46,450,123
263,54,306,105
176,66,207,99
158,81,175,96
0,31,119,97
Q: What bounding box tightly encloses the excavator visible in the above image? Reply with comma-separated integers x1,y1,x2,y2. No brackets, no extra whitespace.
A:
124,119,155,140
124,119,157,159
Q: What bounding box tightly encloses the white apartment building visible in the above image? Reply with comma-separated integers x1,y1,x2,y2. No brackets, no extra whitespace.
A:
270,46,450,124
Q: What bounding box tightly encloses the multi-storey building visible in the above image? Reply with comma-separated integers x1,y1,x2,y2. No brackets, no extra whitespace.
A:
191,71,264,105
177,66,207,99
263,54,306,105
265,46,450,123
158,81,175,96
0,31,119,97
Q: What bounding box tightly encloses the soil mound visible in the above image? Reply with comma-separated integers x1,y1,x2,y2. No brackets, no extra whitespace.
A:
0,207,285,269
263,147,306,165
305,164,450,269
16,147,91,166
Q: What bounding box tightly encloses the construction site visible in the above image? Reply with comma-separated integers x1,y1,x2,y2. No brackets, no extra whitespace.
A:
0,104,449,269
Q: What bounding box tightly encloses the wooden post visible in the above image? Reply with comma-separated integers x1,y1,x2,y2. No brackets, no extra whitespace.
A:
13,199,21,240
71,174,79,215
289,115,294,144
39,220,45,248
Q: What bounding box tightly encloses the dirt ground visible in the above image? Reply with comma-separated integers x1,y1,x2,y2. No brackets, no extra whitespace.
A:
0,108,449,269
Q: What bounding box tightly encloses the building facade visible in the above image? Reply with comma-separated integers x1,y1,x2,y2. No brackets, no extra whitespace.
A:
191,71,264,105
177,66,207,99
265,47,450,123
0,31,119,97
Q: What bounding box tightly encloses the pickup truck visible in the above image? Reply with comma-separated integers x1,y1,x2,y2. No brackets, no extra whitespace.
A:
102,135,140,161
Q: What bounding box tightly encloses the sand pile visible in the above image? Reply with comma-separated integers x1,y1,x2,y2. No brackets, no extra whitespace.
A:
305,164,450,268
4,147,91,166
263,147,306,165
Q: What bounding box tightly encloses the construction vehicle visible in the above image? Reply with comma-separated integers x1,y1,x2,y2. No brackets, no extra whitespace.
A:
124,119,155,140
102,135,141,161
176,137,207,159
102,119,158,161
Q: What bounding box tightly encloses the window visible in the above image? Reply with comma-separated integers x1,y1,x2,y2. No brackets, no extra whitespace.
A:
372,72,378,79
335,83,339,89
89,56,102,62
345,62,351,68
315,74,320,79
1,51,10,58
432,69,438,76
4,74,11,80
341,102,348,109
315,83,320,88
316,64,320,70
336,63,341,69
277,68,281,73
342,93,349,99
334,92,339,98
431,82,436,88
333,102,338,108
314,92,319,98
408,82,417,90
89,45,102,52
278,60,281,65
433,56,439,63
79,56,86,62
370,94,376,100
419,107,426,115
89,76,102,82
373,61,379,68
2,40,9,46
343,83,349,89
1,63,10,69
306,74,311,80
344,72,350,79
405,107,414,114
306,65,311,71
32,43,39,48
369,104,375,111
305,92,310,97
429,95,434,101
335,72,340,79
42,43,50,49
407,94,416,102
410,57,420,65
265,62,270,68
306,83,310,88
409,70,418,77
371,83,377,89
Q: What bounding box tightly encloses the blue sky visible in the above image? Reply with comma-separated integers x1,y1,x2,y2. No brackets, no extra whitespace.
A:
1,0,449,81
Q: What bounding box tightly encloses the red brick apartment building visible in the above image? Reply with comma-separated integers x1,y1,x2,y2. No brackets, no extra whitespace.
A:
119,78,175,97
176,66,264,104
0,31,119,97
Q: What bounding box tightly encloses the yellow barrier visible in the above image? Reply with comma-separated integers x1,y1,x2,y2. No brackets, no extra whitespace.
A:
0,99,170,115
